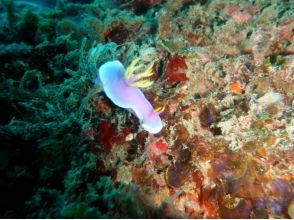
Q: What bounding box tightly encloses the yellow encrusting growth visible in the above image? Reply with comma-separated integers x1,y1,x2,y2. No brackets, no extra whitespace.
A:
125,58,155,88
154,106,165,113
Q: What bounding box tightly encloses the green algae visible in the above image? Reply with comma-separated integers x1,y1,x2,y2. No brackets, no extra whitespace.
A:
0,0,293,218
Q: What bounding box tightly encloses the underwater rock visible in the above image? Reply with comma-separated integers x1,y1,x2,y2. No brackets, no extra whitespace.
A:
191,170,204,188
288,201,294,219
1,0,293,218
199,103,218,127
165,161,190,188
173,140,191,162
257,92,283,108
96,121,116,150
164,55,188,87
219,196,252,218
174,124,189,141
286,124,294,141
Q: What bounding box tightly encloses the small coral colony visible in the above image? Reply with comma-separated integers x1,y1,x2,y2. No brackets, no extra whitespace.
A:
0,0,293,218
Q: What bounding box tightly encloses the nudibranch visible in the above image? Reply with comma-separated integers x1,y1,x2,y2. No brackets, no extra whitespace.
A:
97,58,163,134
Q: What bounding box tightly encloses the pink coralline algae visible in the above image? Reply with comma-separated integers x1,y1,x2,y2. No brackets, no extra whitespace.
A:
147,136,168,157
155,139,168,154
224,4,257,24
232,12,252,24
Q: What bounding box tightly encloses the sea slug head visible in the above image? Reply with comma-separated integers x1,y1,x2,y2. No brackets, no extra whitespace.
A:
97,60,125,87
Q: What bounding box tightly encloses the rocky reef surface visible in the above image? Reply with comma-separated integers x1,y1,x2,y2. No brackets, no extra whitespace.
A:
0,0,293,218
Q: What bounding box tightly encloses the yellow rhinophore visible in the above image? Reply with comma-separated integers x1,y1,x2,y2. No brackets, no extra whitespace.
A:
125,58,155,88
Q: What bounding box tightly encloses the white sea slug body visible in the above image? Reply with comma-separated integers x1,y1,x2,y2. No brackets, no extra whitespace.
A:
97,60,163,134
